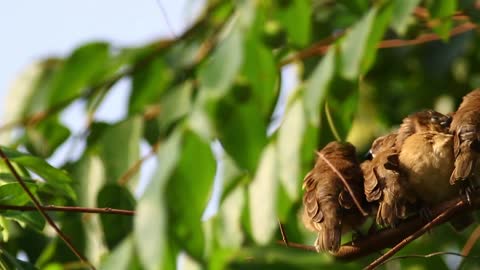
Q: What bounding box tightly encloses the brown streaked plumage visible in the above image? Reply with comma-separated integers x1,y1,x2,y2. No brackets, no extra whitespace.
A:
362,150,415,228
396,110,452,149
399,131,474,231
367,110,451,160
450,89,480,186
302,141,366,253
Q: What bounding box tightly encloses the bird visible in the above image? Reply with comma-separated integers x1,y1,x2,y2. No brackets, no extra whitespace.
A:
301,141,366,253
396,110,452,148
399,131,473,231
362,149,416,228
450,89,480,190
363,109,453,228
366,110,451,160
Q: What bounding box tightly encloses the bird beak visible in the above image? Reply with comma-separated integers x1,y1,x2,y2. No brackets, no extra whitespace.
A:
365,150,373,160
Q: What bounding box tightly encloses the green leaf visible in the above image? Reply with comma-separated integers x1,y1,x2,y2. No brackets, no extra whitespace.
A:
198,28,244,97
135,129,182,270
214,186,245,249
97,184,135,250
0,59,60,145
340,7,377,79
360,3,394,73
166,130,216,259
429,0,456,40
304,49,336,126
391,0,421,35
25,118,71,158
248,142,278,245
101,236,142,270
2,211,45,232
0,183,38,205
214,96,268,172
276,0,311,46
277,91,306,201
242,37,279,118
1,147,76,200
156,81,194,136
48,42,110,106
129,56,174,114
98,117,143,190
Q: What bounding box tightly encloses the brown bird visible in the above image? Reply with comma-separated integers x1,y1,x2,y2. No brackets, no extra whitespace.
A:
302,141,366,253
362,149,415,228
397,110,452,148
367,110,451,159
450,89,480,189
399,131,473,230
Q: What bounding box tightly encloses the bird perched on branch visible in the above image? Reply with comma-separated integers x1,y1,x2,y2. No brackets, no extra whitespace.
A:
364,110,453,228
367,110,451,159
450,89,480,191
399,131,473,231
362,149,415,228
302,141,367,253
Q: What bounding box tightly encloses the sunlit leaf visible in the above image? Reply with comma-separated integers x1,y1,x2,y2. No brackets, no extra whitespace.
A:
198,28,244,97
1,147,75,200
429,0,456,40
129,56,174,114
276,0,311,46
248,142,278,245
48,42,110,106
101,235,141,270
340,7,377,79
135,129,181,270
304,49,336,126
25,118,71,158
391,0,421,35
98,117,143,190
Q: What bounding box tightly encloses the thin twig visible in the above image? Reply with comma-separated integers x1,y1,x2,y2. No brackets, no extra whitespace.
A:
0,204,134,216
318,153,368,216
0,148,95,270
117,142,160,186
280,22,477,66
277,219,289,247
462,224,480,256
379,251,480,267
363,200,467,270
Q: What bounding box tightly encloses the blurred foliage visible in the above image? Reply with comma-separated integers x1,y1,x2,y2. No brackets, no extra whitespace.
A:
1,0,480,269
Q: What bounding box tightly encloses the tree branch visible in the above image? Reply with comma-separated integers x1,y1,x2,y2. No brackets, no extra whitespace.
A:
0,204,134,216
0,148,95,270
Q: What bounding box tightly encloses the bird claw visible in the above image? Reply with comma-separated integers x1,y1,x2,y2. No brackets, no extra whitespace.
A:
419,207,433,223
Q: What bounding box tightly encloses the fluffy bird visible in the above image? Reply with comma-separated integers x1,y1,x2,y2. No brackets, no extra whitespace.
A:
399,131,473,231
367,110,451,159
362,149,415,227
302,141,366,253
450,89,480,188
364,110,453,228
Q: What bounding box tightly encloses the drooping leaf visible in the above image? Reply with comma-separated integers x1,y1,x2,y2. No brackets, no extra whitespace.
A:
1,147,75,200
101,236,142,270
129,56,174,114
48,42,110,106
276,0,311,47
24,118,71,158
135,129,182,270
429,0,456,40
97,184,135,250
277,91,306,201
339,7,377,79
304,49,336,126
0,183,38,205
391,0,421,35
166,130,216,260
97,116,143,190
198,28,244,97
248,142,278,245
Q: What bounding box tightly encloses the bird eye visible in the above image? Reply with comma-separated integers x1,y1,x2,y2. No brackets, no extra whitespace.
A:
430,116,439,123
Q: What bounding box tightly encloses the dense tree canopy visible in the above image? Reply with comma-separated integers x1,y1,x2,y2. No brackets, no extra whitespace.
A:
1,0,480,269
